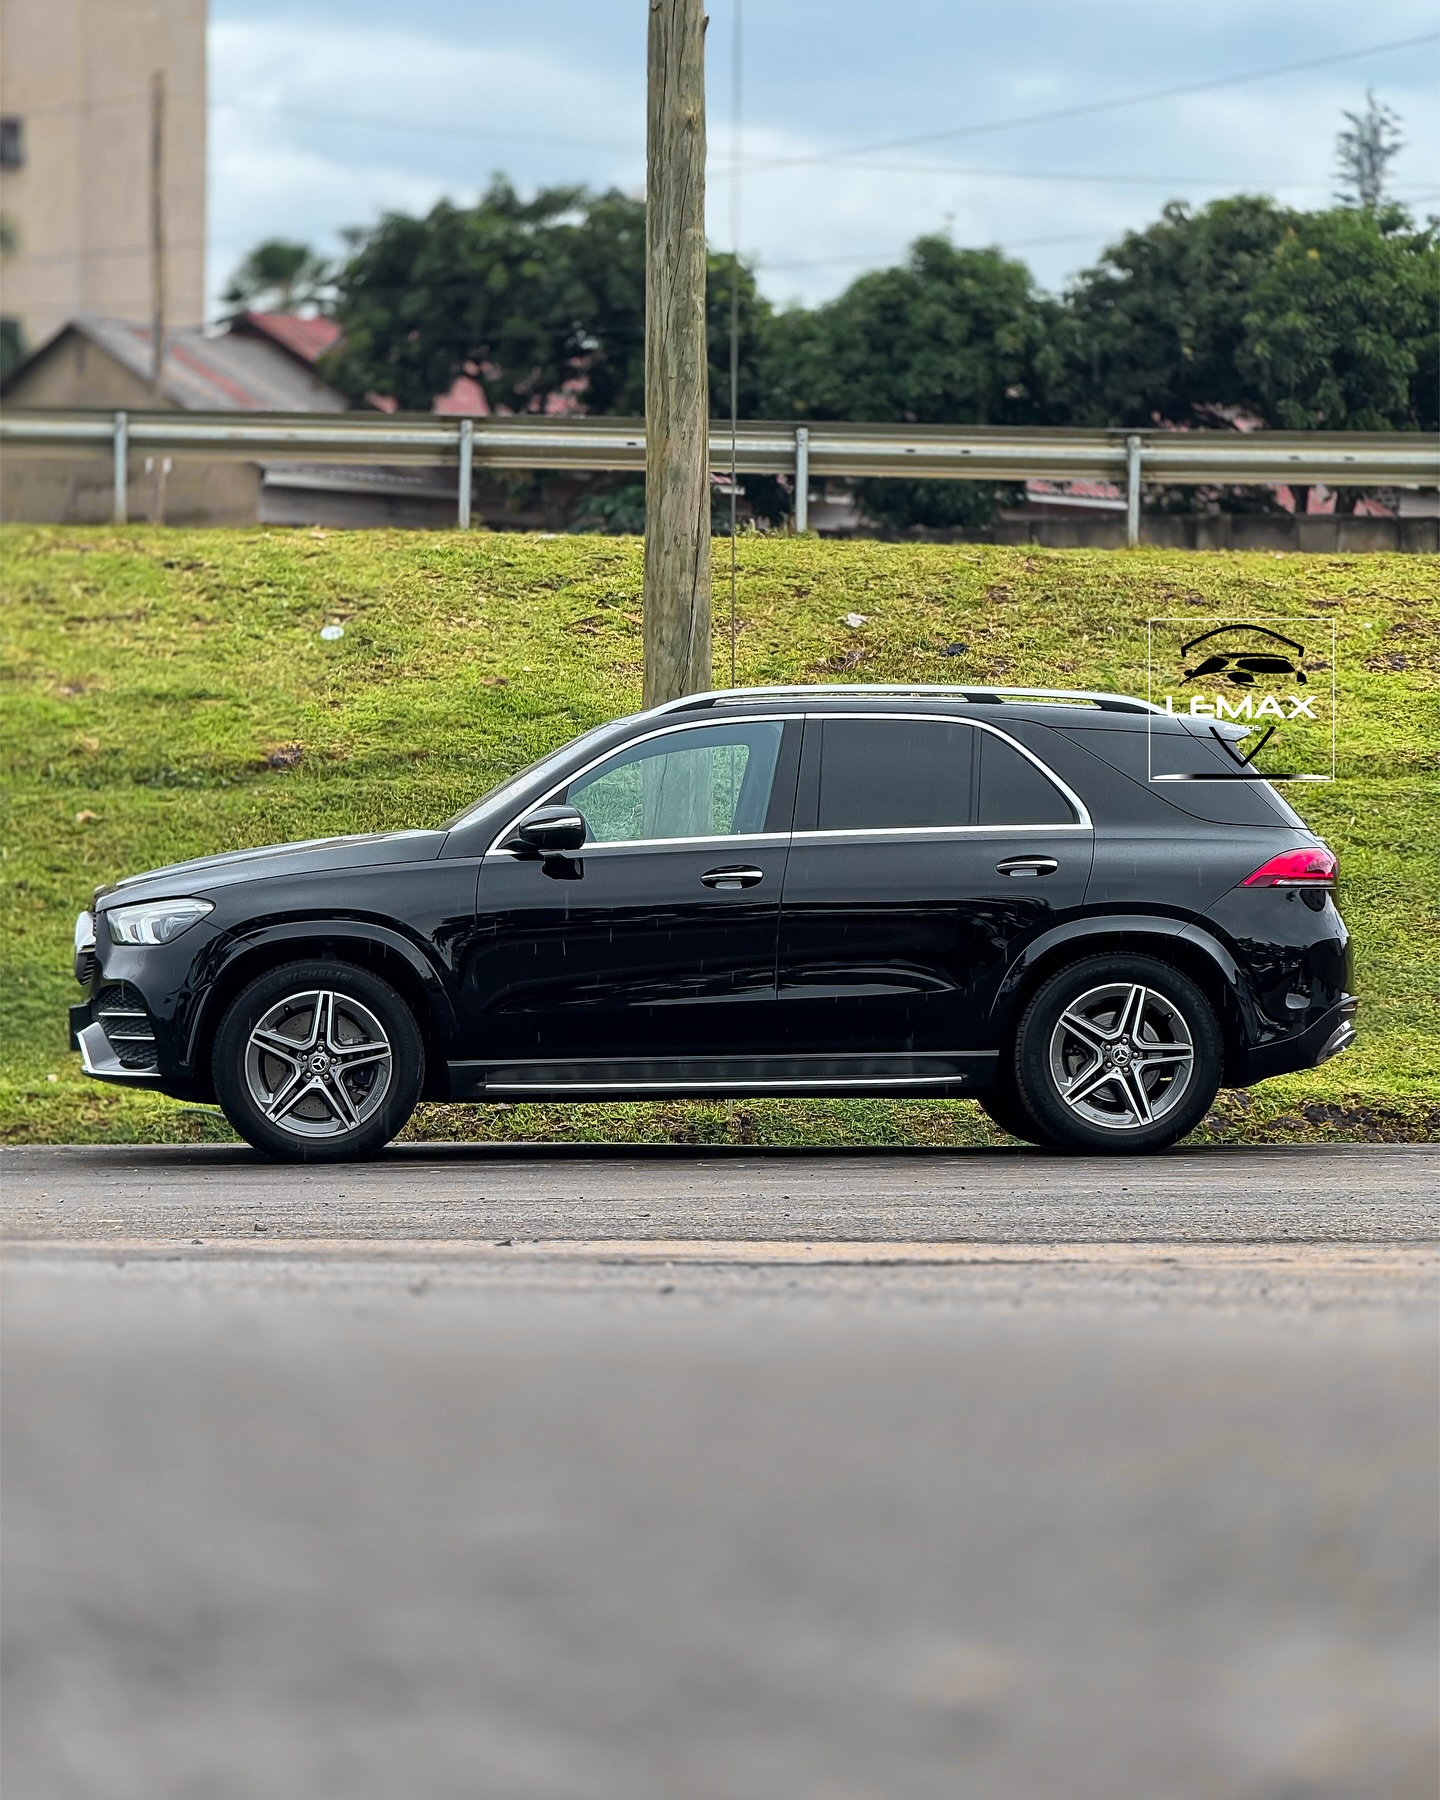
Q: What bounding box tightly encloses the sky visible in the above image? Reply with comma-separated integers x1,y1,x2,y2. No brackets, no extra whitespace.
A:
207,0,1440,320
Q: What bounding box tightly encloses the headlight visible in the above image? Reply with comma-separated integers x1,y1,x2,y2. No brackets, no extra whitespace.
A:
105,897,214,946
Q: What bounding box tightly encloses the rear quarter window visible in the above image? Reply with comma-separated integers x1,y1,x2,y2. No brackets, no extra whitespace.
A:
1057,725,1306,827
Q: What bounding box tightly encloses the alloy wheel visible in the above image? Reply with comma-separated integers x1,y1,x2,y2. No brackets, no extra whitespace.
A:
1046,981,1195,1132
243,988,393,1139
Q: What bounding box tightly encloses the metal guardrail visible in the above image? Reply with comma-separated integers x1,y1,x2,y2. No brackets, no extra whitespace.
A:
2,408,1435,541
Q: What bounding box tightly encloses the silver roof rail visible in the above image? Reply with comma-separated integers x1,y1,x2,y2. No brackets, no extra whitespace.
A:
646,683,1164,717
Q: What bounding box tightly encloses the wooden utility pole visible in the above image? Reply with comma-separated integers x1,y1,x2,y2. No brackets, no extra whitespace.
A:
643,0,711,707
149,69,166,400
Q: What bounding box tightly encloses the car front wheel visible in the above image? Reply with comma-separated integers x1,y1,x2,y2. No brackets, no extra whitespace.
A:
1014,954,1222,1154
212,961,423,1162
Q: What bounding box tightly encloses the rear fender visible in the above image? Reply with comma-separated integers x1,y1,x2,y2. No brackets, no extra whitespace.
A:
990,914,1257,1080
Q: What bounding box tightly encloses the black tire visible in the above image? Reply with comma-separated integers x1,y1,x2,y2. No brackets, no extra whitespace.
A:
976,1077,1056,1147
212,960,423,1162
1014,954,1221,1155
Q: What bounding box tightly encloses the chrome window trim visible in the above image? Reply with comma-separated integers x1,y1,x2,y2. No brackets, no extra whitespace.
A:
788,824,1091,843
800,710,1093,833
484,706,1090,856
485,713,796,857
489,831,792,860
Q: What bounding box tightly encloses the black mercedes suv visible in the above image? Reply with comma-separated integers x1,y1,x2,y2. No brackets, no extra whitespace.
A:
69,685,1356,1159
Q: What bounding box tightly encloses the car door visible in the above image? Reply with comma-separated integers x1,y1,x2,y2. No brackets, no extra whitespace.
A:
774,713,1093,1068
460,716,800,1085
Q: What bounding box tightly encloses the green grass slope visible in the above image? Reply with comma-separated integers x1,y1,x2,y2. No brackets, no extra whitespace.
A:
2,525,1436,1146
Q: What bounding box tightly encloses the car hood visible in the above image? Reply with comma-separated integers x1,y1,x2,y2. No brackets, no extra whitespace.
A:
95,829,447,906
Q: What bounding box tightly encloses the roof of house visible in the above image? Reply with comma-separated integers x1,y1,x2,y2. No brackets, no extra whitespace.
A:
1,316,349,411
231,311,343,366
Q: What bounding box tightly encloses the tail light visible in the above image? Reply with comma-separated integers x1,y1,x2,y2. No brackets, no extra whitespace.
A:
1240,847,1337,888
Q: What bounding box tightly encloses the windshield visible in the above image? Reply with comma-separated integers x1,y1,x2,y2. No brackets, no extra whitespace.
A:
441,721,626,830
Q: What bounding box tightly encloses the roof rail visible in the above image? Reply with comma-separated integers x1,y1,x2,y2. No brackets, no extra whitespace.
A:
649,683,1161,717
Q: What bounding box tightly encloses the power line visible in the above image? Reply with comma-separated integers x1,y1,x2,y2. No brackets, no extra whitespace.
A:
744,163,1433,190
212,100,640,155
714,32,1440,177
760,231,1106,273
26,33,1434,180
22,90,640,155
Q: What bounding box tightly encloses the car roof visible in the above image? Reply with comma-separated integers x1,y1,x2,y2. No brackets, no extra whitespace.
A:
649,684,1161,729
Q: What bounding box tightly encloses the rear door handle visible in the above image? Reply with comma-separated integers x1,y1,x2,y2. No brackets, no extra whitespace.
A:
996,856,1059,878
701,865,765,890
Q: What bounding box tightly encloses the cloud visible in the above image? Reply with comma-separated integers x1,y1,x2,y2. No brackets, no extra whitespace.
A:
205,2,1439,317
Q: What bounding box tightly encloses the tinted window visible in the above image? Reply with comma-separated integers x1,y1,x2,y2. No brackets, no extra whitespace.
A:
567,721,783,843
977,731,1075,824
1060,725,1304,829
816,718,973,830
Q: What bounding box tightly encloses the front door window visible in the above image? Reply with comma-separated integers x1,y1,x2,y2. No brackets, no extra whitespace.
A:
567,721,785,843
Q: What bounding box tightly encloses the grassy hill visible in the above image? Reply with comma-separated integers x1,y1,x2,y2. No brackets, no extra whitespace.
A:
2,524,1436,1146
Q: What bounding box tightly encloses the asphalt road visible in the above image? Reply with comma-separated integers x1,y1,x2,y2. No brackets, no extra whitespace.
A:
3,1144,1437,1800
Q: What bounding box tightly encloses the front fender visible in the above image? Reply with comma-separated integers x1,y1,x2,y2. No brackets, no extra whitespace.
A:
182,918,462,1071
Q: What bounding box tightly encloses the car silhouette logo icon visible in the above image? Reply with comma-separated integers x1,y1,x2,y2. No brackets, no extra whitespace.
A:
1180,625,1308,687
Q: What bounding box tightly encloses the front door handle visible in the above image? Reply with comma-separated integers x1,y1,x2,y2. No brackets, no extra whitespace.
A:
996,856,1059,878
701,865,765,890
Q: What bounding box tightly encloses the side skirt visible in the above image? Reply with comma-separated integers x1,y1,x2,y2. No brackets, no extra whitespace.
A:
445,1051,998,1103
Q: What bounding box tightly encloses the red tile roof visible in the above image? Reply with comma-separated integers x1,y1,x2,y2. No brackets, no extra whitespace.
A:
236,312,342,365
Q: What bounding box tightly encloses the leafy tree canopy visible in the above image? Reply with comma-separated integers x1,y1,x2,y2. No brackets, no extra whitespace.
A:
1054,196,1438,431
1239,206,1438,431
764,235,1050,426
327,180,771,418
1053,196,1298,428
232,164,1435,534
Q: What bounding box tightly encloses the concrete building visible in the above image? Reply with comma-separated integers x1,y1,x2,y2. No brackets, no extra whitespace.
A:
0,0,207,368
0,315,348,524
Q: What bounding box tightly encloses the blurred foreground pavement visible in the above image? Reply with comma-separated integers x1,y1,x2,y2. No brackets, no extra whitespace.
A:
3,1144,1437,1800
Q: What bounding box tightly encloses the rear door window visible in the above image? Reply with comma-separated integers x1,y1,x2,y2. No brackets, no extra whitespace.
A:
815,717,974,831
977,730,1077,824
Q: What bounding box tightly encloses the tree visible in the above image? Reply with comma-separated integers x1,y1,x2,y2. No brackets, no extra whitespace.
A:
221,239,332,314
706,252,774,421
763,235,1050,528
329,182,646,414
766,235,1047,425
1053,196,1298,428
327,181,778,422
1237,206,1438,430
1334,90,1404,210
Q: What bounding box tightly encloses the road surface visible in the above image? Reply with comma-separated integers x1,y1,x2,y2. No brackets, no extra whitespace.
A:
3,1144,1437,1800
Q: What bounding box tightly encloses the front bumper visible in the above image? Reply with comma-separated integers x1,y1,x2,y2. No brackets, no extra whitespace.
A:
1232,996,1359,1086
73,1018,163,1085
69,993,164,1086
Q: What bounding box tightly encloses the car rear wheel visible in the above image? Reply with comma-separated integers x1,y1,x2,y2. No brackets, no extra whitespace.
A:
213,961,423,1162
1014,954,1221,1154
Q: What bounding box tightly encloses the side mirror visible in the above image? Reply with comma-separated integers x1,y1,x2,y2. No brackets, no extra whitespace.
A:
515,805,587,854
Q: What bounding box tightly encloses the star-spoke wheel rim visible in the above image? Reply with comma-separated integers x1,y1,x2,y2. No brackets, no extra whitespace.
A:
243,989,393,1139
1047,981,1195,1132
